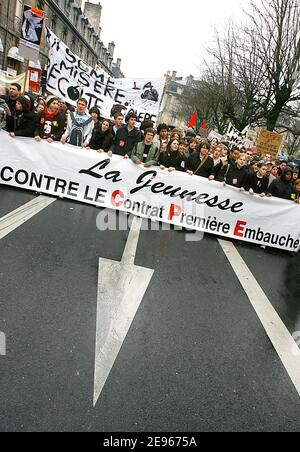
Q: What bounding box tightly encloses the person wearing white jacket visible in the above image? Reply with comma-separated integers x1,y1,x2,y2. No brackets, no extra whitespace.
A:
61,98,94,148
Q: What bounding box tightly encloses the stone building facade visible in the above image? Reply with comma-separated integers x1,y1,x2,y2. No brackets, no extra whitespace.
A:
157,71,195,128
0,0,123,77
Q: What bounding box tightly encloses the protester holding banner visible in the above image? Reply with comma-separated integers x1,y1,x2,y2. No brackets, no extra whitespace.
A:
61,98,94,148
131,128,159,167
217,154,249,189
187,140,215,179
267,168,295,200
212,146,225,180
112,113,141,157
7,97,35,138
35,96,64,143
158,138,187,172
111,112,124,141
245,162,269,195
88,119,114,152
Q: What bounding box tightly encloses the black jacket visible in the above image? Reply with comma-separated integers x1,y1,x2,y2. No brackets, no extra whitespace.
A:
35,109,64,141
89,128,113,151
217,163,249,188
112,125,141,156
187,152,214,178
158,150,187,171
7,97,35,137
267,168,295,200
245,172,269,194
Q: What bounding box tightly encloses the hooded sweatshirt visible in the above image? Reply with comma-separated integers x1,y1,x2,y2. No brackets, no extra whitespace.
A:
7,97,35,137
267,167,295,200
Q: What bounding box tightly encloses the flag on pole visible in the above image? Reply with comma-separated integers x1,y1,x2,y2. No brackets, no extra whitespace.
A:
201,121,207,129
187,111,197,128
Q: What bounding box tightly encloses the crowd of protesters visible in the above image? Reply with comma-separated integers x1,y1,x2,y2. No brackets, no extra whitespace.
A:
1,83,300,205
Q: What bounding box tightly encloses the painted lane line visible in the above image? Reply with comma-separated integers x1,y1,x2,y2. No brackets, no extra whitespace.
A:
94,216,154,407
219,239,300,396
0,196,56,240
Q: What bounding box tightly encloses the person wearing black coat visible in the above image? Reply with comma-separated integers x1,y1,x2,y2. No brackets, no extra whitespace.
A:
88,119,113,152
267,167,295,200
217,154,249,189
187,140,215,179
245,162,269,194
158,138,187,172
7,96,35,138
34,96,64,142
1,83,22,127
111,113,141,157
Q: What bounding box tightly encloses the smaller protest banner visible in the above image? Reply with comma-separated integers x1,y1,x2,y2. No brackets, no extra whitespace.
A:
19,5,44,62
208,131,223,142
256,130,283,159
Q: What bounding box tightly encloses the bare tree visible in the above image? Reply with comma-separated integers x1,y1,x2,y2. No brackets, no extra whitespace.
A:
246,0,300,131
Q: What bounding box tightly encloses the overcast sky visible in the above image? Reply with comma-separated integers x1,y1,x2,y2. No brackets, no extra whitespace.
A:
83,0,250,78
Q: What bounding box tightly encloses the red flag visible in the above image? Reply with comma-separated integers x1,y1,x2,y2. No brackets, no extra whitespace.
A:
187,111,197,128
201,121,207,129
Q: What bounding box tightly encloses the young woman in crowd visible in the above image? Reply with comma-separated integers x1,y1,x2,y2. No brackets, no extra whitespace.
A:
185,138,197,158
35,98,46,114
210,137,219,151
35,96,65,143
158,138,187,172
246,162,269,195
187,140,215,179
89,107,101,133
178,140,187,157
8,97,35,138
218,153,248,189
88,118,113,152
212,146,224,180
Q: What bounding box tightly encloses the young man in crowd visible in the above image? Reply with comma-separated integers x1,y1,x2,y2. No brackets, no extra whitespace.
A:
131,128,159,167
112,112,124,139
35,96,65,143
0,83,22,125
187,140,215,179
61,98,94,148
153,123,169,153
8,97,35,138
111,112,141,157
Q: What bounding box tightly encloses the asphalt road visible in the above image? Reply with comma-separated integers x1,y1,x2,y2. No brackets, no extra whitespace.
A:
0,185,299,432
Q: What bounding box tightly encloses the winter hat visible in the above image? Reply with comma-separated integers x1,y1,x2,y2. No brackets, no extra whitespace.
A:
46,95,58,108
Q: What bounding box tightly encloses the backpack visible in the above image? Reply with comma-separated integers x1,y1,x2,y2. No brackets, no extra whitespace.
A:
69,112,93,147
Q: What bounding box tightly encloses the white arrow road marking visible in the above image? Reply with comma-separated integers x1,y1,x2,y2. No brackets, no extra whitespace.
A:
219,239,300,397
0,196,56,240
94,216,154,407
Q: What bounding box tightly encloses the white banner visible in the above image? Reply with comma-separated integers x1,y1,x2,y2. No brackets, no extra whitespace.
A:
45,28,165,123
0,132,300,252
